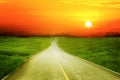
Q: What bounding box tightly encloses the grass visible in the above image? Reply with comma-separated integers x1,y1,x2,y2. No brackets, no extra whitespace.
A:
58,37,120,73
0,36,53,79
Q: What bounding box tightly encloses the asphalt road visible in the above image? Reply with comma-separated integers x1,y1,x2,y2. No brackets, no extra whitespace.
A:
5,40,120,80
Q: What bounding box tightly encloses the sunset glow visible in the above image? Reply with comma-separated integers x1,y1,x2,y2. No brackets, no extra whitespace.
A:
0,0,120,36
85,21,92,28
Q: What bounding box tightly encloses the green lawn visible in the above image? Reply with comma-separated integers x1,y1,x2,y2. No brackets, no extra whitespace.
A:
0,36,53,79
58,37,120,73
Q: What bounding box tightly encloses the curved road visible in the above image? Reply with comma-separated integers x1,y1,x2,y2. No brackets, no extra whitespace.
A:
5,40,120,80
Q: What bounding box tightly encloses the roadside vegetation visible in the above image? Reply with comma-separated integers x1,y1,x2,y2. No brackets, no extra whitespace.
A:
0,36,53,79
58,37,120,73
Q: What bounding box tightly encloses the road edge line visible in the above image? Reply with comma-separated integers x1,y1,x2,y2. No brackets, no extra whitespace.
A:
74,55,120,76
2,48,50,80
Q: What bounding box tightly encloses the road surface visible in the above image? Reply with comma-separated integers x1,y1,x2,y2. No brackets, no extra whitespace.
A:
5,40,120,80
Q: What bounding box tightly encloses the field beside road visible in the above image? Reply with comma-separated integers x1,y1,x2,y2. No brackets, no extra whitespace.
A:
0,36,53,79
5,40,120,80
58,37,120,73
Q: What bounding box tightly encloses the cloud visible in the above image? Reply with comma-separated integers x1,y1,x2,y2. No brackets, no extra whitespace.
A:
98,1,120,8
61,0,120,8
0,0,6,3
89,1,120,8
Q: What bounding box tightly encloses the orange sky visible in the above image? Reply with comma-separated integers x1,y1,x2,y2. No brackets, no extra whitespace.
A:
0,0,120,36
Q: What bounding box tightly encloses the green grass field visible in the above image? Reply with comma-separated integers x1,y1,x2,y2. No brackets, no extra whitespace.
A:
58,37,120,73
0,36,53,79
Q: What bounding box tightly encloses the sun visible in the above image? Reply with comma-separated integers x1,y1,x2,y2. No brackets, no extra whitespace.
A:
85,21,92,28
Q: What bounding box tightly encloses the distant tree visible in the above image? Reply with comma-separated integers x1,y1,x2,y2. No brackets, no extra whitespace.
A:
105,32,120,37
